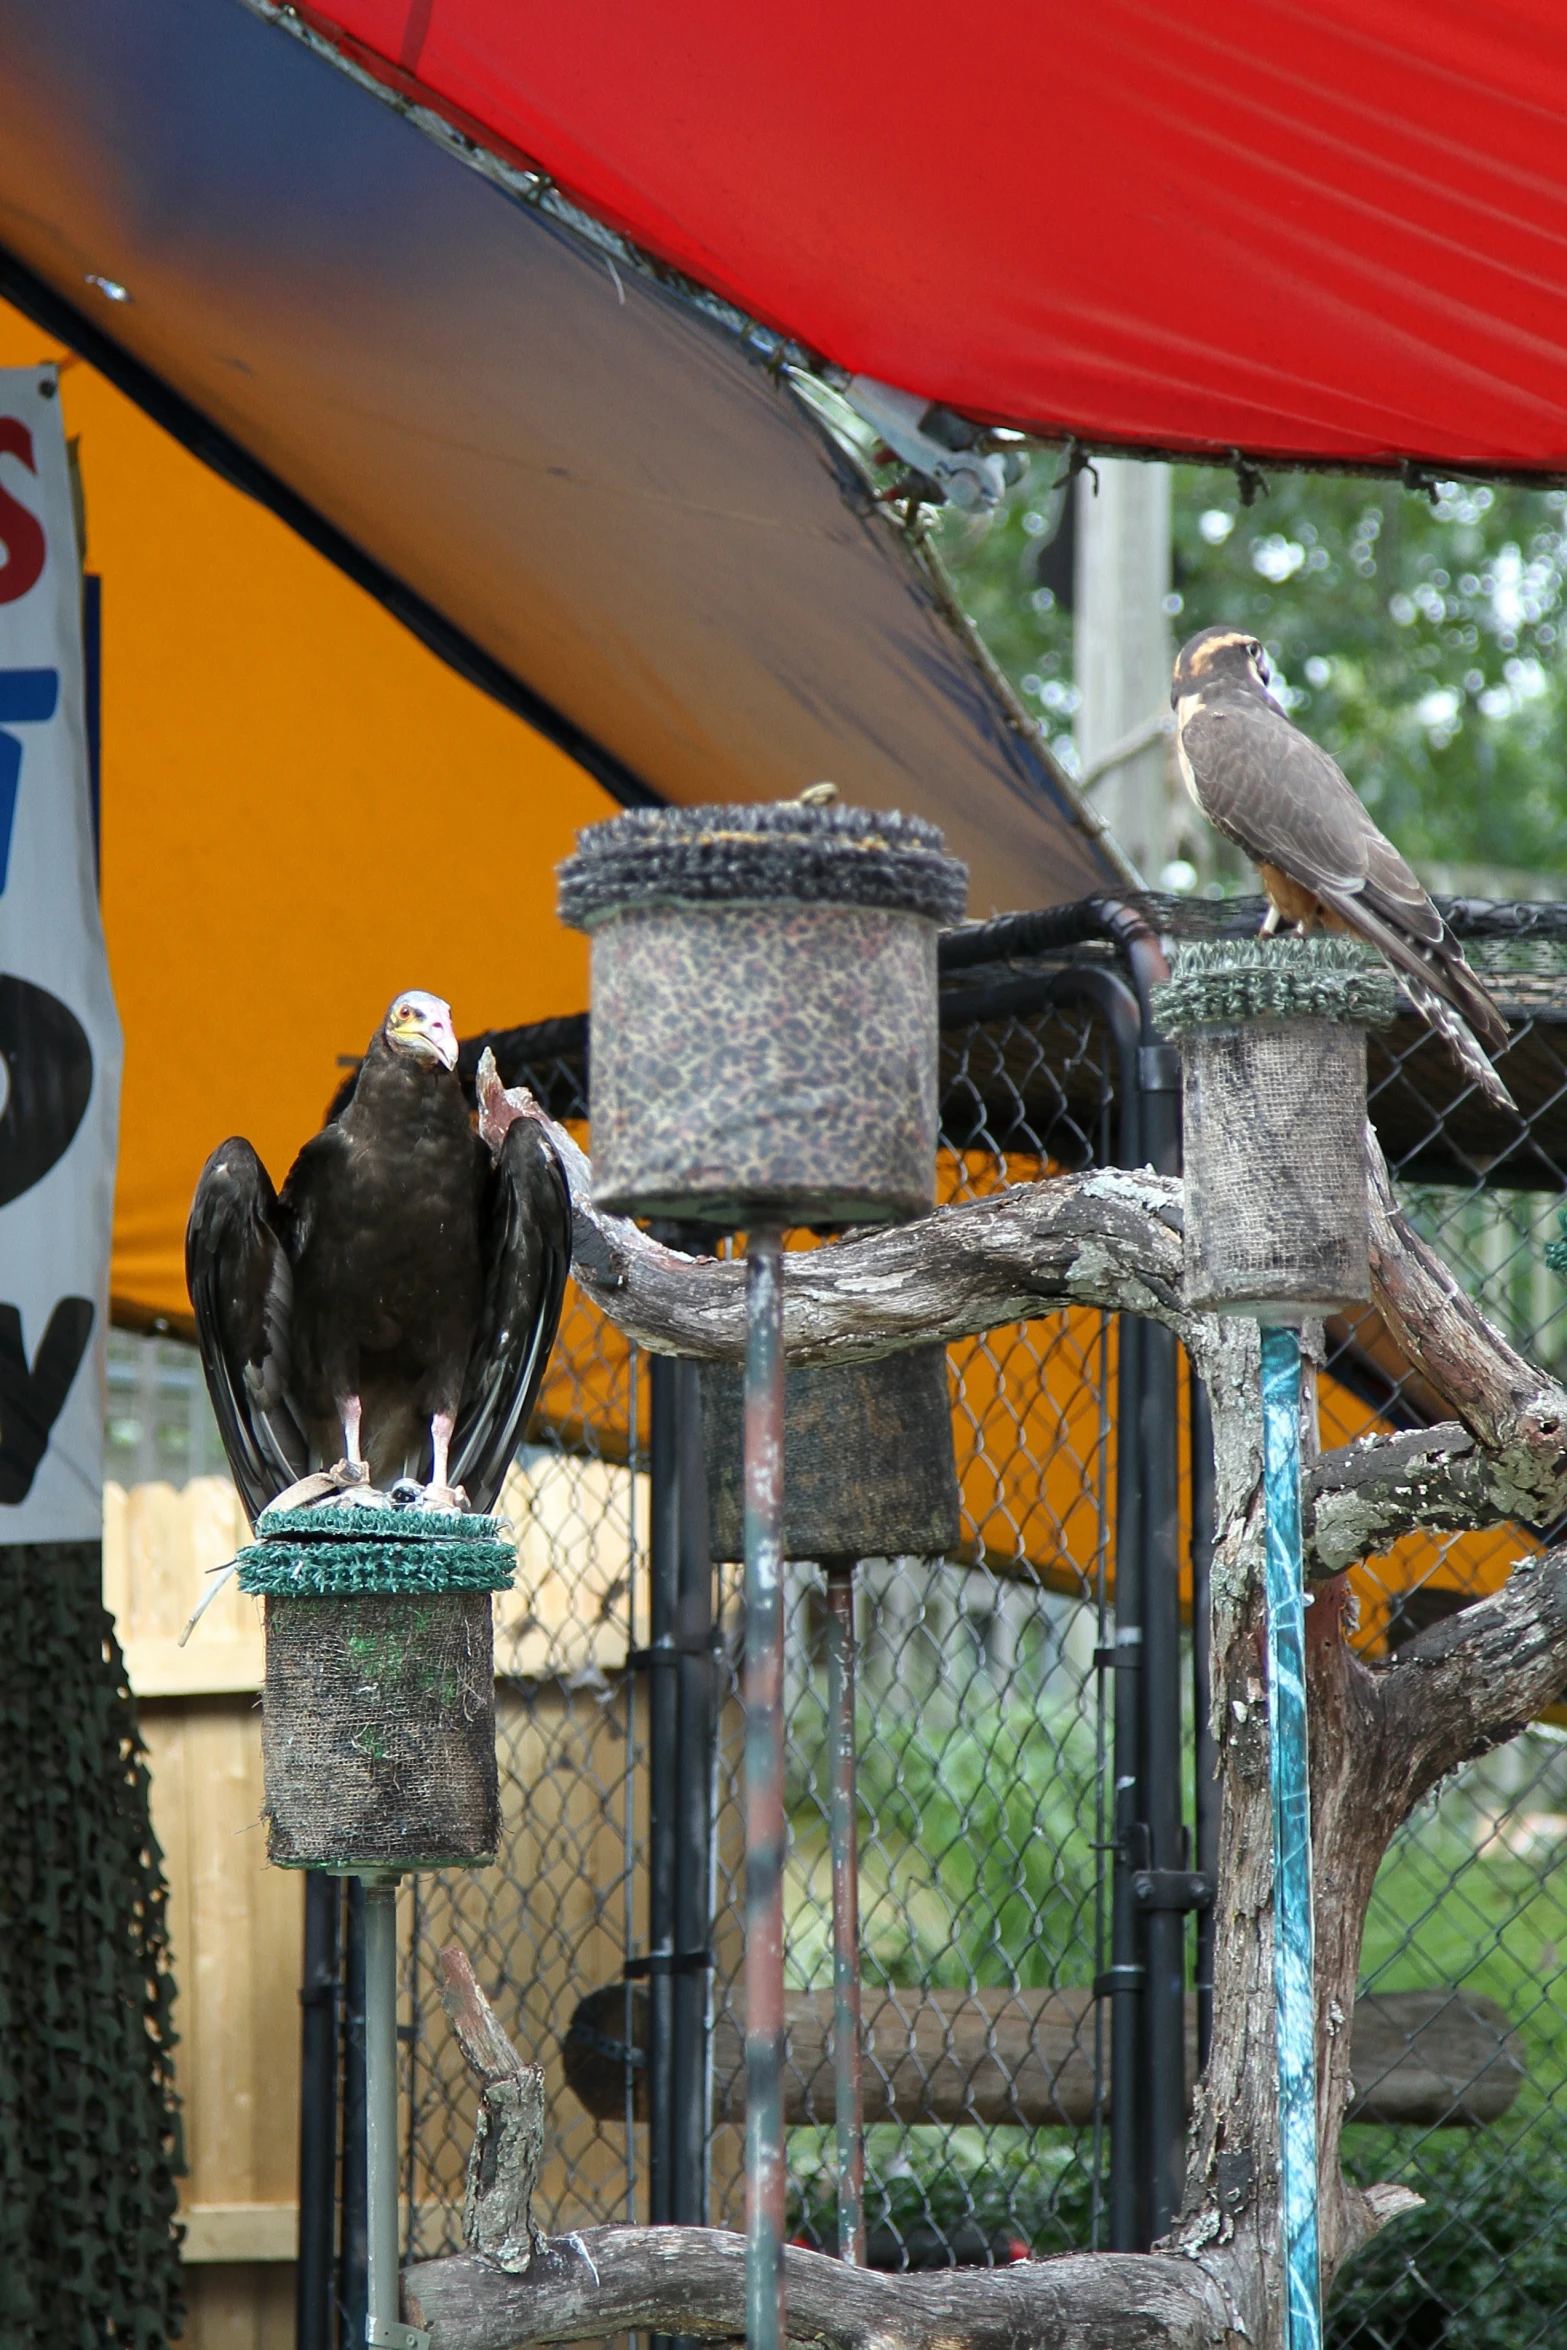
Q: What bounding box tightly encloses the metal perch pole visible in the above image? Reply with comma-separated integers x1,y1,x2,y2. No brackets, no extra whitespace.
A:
364,1874,424,2349
824,1558,866,2265
1260,1326,1320,2350
743,1227,788,2350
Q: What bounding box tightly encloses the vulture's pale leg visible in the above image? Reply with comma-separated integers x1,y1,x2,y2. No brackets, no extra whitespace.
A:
333,1394,370,1486
413,1411,467,1512
1259,902,1282,937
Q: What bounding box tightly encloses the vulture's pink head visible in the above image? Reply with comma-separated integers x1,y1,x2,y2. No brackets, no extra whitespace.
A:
384,989,458,1071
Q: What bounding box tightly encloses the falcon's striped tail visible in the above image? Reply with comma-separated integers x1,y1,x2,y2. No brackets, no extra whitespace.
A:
1399,970,1517,1115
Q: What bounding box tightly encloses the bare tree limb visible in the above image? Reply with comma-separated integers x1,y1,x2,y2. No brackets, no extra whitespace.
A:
572,1162,1190,1369
1378,1541,1567,1807
519,1093,1567,1580
439,1946,546,2275
403,2225,1237,2350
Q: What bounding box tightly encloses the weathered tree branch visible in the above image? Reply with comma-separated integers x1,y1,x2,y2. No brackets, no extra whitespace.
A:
1380,1541,1567,1806
440,1945,547,2275
1300,1133,1567,1570
520,1093,1567,1578
404,2225,1237,2350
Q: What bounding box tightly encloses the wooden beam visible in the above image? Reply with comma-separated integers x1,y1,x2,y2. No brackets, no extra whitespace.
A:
565,1983,1522,2131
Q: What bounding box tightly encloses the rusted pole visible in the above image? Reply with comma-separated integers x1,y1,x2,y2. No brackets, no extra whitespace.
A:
823,1558,865,2264
743,1228,787,2350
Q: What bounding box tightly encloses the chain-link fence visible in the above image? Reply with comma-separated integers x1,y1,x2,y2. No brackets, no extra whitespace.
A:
1325,911,1567,2350
108,897,1567,2345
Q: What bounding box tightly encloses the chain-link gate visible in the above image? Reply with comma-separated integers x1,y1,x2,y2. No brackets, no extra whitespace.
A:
106,895,1567,2346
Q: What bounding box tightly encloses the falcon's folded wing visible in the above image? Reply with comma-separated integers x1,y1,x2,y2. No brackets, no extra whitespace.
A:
1183,701,1509,1058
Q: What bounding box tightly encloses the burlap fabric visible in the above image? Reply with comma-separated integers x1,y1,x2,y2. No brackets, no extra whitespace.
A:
701,1346,961,1563
558,802,968,1225
1154,937,1397,1321
244,1506,512,1871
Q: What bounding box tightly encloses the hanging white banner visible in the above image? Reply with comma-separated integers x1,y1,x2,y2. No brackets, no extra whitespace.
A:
0,365,122,1544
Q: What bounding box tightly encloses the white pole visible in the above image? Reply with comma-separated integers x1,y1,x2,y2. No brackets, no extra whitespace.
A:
364,1876,418,2348
1074,458,1173,884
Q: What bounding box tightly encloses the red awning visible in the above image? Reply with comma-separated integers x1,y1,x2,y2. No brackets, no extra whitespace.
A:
309,0,1567,474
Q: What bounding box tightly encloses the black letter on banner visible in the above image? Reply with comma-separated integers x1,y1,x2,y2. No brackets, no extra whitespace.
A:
0,1297,94,1504
0,975,93,1208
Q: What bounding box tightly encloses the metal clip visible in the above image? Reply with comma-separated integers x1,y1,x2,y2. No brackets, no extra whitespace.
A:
366,2324,431,2350
1131,1868,1215,1913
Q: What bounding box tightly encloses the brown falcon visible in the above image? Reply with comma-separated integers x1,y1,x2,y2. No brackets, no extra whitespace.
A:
1171,625,1515,1113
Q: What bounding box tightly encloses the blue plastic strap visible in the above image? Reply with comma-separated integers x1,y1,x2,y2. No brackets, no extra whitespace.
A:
1260,1324,1321,2350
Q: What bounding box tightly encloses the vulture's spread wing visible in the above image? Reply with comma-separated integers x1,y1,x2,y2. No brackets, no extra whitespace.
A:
186,1138,309,1522
449,1119,572,1513
1184,700,1508,1056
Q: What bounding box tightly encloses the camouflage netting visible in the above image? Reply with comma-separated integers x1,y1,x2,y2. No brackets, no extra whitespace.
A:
0,1542,182,2348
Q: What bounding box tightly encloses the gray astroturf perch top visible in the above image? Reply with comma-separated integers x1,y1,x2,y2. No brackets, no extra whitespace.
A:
1152,933,1399,1034
556,800,969,928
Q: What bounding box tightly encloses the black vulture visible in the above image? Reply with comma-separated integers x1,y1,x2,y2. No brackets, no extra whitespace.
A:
186,989,571,1522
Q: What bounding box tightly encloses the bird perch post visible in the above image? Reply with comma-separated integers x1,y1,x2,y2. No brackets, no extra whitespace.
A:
1156,935,1392,2350
560,799,966,2350
242,1502,516,2350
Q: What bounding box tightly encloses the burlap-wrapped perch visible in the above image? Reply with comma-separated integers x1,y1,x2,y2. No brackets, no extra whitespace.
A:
1154,936,1398,1321
241,1505,515,1872
701,1346,962,1564
558,801,968,1226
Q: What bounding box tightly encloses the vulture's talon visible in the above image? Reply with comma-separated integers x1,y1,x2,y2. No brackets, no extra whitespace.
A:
403,1481,469,1516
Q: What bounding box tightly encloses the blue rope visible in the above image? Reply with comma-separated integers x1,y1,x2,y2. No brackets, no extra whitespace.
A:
1261,1324,1321,2350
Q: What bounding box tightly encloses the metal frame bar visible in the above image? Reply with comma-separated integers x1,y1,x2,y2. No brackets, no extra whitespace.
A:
743,1228,787,2350
296,1873,341,2350
363,1879,404,2348
824,1558,866,2265
1190,1371,1219,2074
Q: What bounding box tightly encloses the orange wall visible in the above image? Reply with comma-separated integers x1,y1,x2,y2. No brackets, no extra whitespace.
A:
0,300,615,1323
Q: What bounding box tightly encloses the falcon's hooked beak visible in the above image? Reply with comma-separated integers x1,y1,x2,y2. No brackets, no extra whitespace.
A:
384,989,459,1071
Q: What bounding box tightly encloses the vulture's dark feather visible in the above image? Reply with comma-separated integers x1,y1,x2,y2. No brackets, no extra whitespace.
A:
449,1118,572,1512
186,1138,309,1523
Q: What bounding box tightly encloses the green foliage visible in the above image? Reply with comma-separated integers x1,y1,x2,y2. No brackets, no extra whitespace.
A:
937,455,1567,882
1333,2126,1567,2347
932,453,1078,774
789,2122,1097,2263
788,1694,1099,1991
